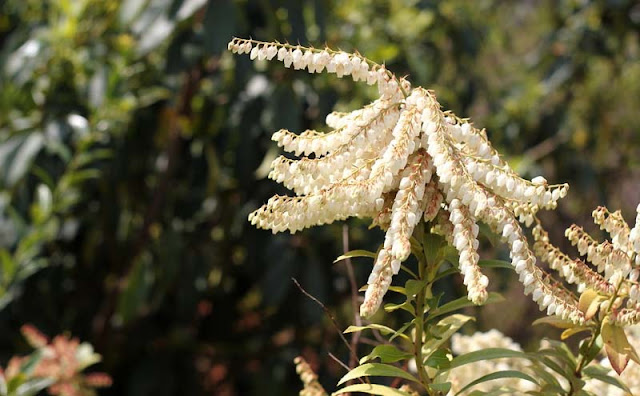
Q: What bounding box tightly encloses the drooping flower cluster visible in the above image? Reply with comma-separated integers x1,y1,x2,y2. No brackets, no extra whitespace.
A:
229,37,575,318
534,204,640,326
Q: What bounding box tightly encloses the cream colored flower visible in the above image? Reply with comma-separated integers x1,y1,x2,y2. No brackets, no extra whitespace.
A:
534,204,640,326
230,37,576,319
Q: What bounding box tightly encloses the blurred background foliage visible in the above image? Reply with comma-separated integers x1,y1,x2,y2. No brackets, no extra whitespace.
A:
0,0,638,394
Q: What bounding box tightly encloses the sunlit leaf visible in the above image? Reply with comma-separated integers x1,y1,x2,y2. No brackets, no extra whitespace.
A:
333,383,412,396
384,301,414,315
345,324,410,342
423,314,474,357
337,363,419,386
334,249,377,263
424,348,451,369
430,292,504,319
360,345,413,364
449,348,529,369
454,370,539,396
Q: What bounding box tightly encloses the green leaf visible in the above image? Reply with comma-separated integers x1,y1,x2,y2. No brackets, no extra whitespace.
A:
529,353,571,380
334,249,377,263
432,267,458,282
423,314,474,357
387,286,406,294
15,378,54,396
430,292,504,319
527,362,563,389
0,249,16,285
426,292,444,311
60,168,101,188
405,279,427,298
344,324,410,341
384,301,415,315
454,370,539,396
583,365,632,394
4,133,44,188
333,383,412,396
424,348,451,369
19,350,43,376
337,363,419,386
422,232,446,266
428,382,451,393
449,348,529,369
360,345,413,364
579,335,603,369
390,321,413,342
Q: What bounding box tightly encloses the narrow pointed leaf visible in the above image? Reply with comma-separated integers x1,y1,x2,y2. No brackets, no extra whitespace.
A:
428,382,451,393
423,314,474,356
454,370,539,396
344,324,410,341
337,363,419,386
360,345,413,364
449,348,529,369
430,292,504,319
334,249,377,263
424,348,451,369
583,366,632,394
333,383,412,396
532,316,575,329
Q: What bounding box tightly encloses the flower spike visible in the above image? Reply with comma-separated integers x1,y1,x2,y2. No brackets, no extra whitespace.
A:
231,38,573,318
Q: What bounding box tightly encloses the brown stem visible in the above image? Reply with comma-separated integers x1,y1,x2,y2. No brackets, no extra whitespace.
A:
291,277,364,384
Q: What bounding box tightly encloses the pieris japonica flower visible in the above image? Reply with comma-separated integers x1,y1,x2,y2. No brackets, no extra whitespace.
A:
534,203,640,326
229,37,572,318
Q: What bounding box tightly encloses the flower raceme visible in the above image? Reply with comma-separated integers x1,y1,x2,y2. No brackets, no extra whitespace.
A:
534,204,640,326
229,37,575,319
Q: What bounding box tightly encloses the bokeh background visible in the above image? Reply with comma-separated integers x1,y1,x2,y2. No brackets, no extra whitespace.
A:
0,0,639,394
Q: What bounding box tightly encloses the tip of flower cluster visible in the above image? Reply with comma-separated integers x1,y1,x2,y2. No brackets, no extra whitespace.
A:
228,37,406,98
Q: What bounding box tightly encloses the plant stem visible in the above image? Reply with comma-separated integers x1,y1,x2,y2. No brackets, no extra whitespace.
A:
413,223,435,394
575,327,600,377
414,274,431,390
